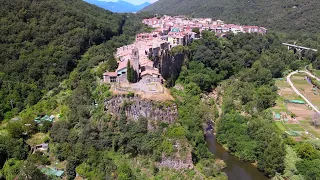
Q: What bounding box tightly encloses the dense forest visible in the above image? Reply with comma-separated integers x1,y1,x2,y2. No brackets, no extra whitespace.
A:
141,0,320,34
174,31,320,178
0,0,123,121
1,0,320,179
0,0,224,179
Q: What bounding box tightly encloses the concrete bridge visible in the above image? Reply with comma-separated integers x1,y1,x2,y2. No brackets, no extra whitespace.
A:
282,43,318,58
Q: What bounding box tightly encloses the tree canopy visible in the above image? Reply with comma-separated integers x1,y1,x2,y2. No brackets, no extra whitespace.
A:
0,0,122,121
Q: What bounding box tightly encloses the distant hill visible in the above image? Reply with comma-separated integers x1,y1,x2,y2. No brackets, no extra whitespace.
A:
84,0,151,12
141,0,320,34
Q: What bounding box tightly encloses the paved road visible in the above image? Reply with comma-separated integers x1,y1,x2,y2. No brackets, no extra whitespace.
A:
286,70,320,113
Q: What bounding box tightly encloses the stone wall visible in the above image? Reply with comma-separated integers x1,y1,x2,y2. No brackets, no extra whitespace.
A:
105,95,178,129
117,74,128,84
141,74,161,83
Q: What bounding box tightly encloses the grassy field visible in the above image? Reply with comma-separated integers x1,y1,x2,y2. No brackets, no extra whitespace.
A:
293,73,306,77
275,121,305,133
271,98,288,113
275,79,290,88
286,124,305,132
272,80,290,113
26,133,49,146
300,120,320,139
292,74,320,108
275,121,289,132
275,79,305,101
313,70,320,77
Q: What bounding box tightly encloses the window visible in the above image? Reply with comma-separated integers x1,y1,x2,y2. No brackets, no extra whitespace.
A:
110,77,117,83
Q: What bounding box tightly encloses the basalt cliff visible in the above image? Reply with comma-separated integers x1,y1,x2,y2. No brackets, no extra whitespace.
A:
105,95,178,129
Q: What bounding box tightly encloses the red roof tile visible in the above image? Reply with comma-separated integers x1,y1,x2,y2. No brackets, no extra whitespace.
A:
103,72,117,77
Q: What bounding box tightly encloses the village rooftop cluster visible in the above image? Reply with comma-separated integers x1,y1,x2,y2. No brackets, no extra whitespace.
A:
103,15,267,92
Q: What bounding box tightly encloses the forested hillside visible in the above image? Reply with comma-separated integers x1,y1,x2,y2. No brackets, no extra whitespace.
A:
1,0,320,179
141,0,320,34
174,31,320,178
0,0,123,121
0,0,228,178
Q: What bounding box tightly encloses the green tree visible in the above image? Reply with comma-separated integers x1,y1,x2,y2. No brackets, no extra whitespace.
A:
297,159,320,180
192,28,200,35
7,121,24,139
127,61,133,83
257,136,285,177
2,158,23,180
253,85,277,111
312,59,320,70
18,160,48,180
296,143,317,160
66,157,77,180
283,146,303,179
117,163,134,180
0,136,28,160
39,121,52,133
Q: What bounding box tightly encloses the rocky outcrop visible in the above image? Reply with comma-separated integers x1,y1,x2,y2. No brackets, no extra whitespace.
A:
159,156,193,170
105,95,178,129
153,49,186,85
158,140,194,170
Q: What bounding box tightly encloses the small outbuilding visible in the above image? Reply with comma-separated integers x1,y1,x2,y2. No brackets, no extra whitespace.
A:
35,143,49,152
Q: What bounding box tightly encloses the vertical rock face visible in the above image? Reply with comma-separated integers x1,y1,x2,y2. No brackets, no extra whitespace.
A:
158,139,194,170
105,95,178,128
153,49,185,81
159,152,194,170
105,95,194,170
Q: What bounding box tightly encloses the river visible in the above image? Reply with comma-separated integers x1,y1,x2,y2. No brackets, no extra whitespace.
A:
206,132,269,180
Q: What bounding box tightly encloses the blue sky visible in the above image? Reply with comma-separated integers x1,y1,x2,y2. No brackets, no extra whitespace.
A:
100,0,158,5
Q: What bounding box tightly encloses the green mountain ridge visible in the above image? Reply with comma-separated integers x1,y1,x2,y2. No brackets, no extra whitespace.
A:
141,0,320,34
0,0,123,120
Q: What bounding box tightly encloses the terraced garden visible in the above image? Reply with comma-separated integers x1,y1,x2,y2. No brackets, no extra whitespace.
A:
272,78,320,139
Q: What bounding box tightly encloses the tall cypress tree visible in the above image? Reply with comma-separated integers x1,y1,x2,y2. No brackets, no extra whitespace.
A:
127,61,132,82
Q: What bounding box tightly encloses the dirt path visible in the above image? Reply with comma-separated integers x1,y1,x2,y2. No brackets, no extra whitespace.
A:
287,70,320,113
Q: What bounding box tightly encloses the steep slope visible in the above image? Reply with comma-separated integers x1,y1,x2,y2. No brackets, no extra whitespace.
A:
141,0,320,34
0,0,123,120
84,0,151,12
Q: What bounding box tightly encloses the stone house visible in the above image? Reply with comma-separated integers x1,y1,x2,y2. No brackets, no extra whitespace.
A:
141,69,162,84
103,48,140,84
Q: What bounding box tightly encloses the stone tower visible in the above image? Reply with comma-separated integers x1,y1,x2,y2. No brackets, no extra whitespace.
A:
132,47,140,80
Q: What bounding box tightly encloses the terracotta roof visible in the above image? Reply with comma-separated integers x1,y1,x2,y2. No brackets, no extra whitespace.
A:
243,26,259,29
117,59,129,71
140,59,153,67
103,72,117,77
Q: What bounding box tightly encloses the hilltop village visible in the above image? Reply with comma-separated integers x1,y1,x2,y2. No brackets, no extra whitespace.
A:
103,15,267,95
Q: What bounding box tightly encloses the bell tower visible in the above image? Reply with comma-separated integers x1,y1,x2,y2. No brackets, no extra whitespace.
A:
132,47,140,80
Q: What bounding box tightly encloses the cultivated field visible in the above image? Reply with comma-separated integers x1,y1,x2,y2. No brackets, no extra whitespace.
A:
286,103,313,120
272,78,320,139
291,74,320,109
